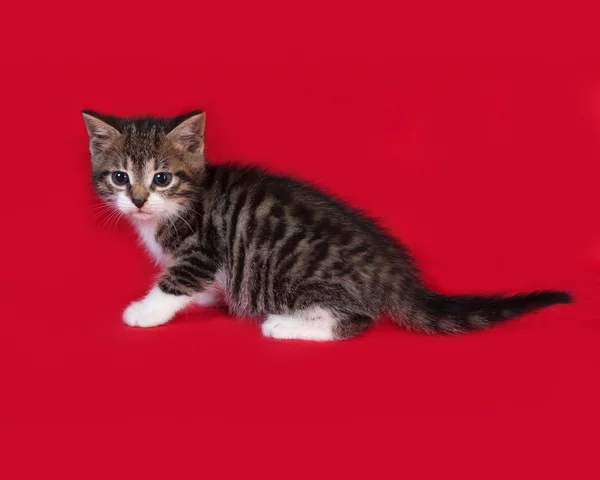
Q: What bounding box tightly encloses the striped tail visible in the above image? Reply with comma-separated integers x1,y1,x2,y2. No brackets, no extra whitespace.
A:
390,285,572,334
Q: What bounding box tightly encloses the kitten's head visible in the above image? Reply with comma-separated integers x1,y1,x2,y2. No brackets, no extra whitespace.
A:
82,110,205,222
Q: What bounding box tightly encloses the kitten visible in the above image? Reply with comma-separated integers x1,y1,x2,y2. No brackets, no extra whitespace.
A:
82,109,572,341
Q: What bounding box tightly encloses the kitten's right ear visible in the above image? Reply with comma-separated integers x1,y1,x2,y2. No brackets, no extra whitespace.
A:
81,110,121,155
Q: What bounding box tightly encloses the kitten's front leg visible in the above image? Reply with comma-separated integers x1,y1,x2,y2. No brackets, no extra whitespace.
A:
123,285,193,328
123,257,216,328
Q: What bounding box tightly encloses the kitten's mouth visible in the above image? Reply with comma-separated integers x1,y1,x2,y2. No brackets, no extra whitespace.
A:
132,211,154,220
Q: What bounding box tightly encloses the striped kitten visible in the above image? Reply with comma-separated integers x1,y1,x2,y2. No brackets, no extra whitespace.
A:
82,110,572,341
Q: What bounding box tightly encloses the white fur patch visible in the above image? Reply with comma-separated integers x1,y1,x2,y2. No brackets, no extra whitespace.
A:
123,286,192,328
261,307,337,341
194,291,223,308
134,220,173,267
193,269,228,307
115,191,137,214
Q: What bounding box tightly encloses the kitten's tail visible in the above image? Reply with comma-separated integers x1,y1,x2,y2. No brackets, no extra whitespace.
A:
388,281,572,334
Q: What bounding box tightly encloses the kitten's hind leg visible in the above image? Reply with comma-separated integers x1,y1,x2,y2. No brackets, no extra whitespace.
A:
261,307,372,341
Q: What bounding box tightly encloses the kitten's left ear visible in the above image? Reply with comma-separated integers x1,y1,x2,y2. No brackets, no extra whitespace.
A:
167,110,205,154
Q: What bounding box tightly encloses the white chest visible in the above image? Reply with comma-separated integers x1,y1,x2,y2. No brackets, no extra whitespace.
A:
135,222,173,267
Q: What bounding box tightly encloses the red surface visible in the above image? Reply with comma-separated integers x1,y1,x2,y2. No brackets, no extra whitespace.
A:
2,1,600,478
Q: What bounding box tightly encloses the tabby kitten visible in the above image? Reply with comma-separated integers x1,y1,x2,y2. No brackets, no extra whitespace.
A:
82,110,572,341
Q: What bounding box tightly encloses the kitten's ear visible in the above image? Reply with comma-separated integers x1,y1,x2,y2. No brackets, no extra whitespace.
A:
81,110,121,155
167,110,205,154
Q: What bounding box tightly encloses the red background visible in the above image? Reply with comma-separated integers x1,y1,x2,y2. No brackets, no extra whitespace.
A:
1,0,600,478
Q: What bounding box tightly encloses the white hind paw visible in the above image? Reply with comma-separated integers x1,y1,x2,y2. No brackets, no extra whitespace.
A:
261,310,336,341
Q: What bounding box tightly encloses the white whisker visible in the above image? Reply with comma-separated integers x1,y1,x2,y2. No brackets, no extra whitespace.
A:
172,212,194,234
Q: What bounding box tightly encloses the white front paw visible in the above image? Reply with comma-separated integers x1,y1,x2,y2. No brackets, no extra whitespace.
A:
123,300,171,328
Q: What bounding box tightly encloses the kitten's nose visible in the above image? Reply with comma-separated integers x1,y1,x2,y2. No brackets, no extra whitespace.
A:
132,196,147,209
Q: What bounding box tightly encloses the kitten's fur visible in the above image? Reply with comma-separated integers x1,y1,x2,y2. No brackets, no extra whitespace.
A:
82,110,572,341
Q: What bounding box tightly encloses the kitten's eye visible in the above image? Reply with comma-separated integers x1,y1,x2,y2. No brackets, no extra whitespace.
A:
111,171,129,186
153,172,172,187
